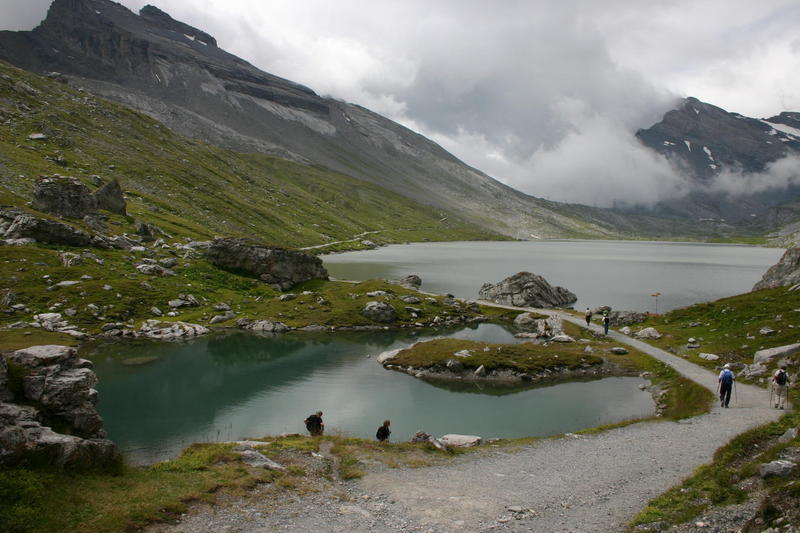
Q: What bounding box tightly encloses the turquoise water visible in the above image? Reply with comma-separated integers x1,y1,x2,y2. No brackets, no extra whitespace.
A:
90,324,653,464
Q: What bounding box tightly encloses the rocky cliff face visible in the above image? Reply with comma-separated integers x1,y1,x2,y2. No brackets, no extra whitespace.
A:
0,0,653,240
753,248,800,291
0,345,119,469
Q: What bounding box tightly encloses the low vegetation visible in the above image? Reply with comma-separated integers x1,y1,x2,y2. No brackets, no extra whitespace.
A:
0,435,458,533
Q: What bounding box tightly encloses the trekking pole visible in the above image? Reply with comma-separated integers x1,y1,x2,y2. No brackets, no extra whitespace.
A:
734,381,737,405
769,383,773,408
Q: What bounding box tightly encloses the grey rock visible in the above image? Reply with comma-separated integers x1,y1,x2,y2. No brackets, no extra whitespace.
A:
759,460,796,478
396,274,422,289
551,334,575,343
754,343,800,365
32,175,97,218
150,306,163,316
446,359,464,372
514,312,563,337
759,327,776,336
360,301,398,323
3,211,92,247
159,257,178,268
635,327,662,340
213,302,231,311
474,365,487,377
439,434,482,447
619,326,632,335
136,264,175,276
778,427,798,444
9,345,76,368
209,311,236,324
247,320,289,333
610,347,629,355
608,310,647,326
138,320,210,339
0,356,12,401
279,293,297,302
479,271,577,308
699,352,720,361
236,449,286,470
60,252,82,267
93,179,126,215
753,248,800,291
206,238,328,291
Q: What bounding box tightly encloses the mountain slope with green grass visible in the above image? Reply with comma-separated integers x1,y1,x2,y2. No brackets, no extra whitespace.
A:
0,60,498,249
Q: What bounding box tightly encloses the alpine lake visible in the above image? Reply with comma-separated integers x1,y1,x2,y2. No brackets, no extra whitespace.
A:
92,240,783,463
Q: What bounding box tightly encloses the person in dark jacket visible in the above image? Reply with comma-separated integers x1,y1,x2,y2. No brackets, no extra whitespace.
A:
376,420,391,442
304,411,324,436
718,364,735,408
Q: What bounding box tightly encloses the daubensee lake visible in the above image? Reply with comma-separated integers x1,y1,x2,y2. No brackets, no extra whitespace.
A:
93,240,782,463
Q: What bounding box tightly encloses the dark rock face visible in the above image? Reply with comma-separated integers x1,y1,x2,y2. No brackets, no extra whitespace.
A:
32,175,97,218
1,345,119,469
479,271,577,308
635,97,800,222
753,248,800,290
206,238,328,290
608,310,647,327
93,178,126,215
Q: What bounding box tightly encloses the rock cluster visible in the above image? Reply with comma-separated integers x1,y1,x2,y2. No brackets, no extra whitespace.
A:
0,345,119,469
513,312,564,338
479,272,577,308
753,248,800,291
205,238,328,291
32,175,127,218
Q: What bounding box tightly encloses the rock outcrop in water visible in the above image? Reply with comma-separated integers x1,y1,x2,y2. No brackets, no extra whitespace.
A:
479,271,577,308
0,345,119,469
753,248,800,291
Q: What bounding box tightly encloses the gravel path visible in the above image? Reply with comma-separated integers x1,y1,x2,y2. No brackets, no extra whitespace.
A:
148,308,787,533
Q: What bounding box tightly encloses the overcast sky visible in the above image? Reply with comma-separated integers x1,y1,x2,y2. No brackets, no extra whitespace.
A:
2,0,799,206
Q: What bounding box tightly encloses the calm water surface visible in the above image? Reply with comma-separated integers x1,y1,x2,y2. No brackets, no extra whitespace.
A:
92,324,653,464
324,240,783,312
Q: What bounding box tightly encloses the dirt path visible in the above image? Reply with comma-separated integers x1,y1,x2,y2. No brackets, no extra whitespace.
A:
148,306,786,533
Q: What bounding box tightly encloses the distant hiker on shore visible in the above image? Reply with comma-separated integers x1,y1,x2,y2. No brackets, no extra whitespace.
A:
304,411,324,436
602,314,610,335
376,420,391,442
585,308,593,327
772,365,790,409
718,364,735,408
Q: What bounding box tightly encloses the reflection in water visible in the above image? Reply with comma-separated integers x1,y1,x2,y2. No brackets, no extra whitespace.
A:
91,324,653,464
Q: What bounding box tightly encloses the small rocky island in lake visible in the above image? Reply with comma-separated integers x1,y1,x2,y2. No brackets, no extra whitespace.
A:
479,271,577,308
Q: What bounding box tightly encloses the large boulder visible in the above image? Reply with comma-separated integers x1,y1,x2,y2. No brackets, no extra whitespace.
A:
0,355,12,401
513,312,563,337
3,211,93,246
0,345,118,469
32,175,97,218
608,311,647,326
753,248,800,290
479,271,577,308
206,238,328,291
754,343,800,365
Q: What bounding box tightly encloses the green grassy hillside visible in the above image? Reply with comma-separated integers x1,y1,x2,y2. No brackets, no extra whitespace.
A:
0,60,498,249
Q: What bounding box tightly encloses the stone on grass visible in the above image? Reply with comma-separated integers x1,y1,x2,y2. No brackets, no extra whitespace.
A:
474,365,487,377
699,353,720,361
209,311,236,324
439,434,482,447
377,348,402,364
753,343,800,365
360,301,397,323
247,320,289,334
610,347,629,355
635,327,662,340
759,460,796,478
778,427,798,444
551,334,574,343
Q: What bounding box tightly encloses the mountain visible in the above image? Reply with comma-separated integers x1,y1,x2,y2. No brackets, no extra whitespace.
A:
0,0,724,242
636,97,800,223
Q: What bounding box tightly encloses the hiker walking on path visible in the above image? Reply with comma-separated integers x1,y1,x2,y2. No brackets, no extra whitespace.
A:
376,420,391,442
602,314,610,335
772,365,790,409
304,411,324,436
718,364,735,408
585,308,593,327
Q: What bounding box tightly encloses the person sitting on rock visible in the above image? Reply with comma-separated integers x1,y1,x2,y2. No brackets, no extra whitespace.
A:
376,420,391,442
304,411,324,436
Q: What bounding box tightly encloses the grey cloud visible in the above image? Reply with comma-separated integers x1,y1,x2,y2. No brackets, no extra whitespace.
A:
0,0,51,30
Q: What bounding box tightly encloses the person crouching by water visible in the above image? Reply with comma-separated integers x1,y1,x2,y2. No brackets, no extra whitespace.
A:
305,411,324,436
376,420,391,442
585,308,593,327
718,364,735,408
